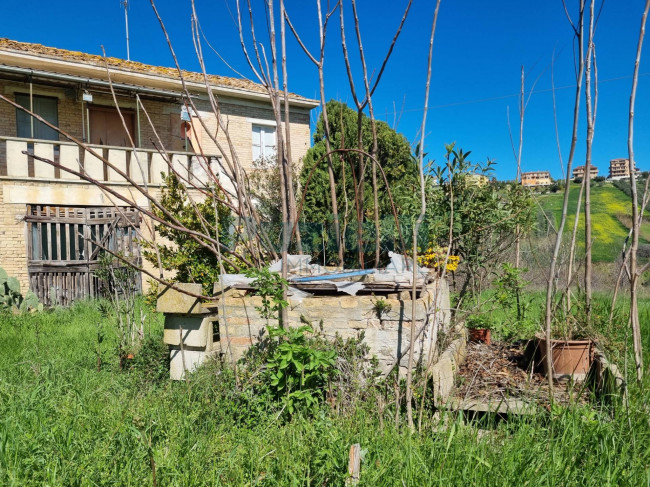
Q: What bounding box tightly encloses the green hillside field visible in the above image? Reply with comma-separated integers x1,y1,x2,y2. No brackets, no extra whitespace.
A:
535,181,650,262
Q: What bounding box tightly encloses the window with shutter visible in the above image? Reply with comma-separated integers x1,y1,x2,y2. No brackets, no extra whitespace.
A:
252,124,276,161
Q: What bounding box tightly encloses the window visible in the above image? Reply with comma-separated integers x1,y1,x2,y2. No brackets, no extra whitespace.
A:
15,93,59,141
252,124,276,161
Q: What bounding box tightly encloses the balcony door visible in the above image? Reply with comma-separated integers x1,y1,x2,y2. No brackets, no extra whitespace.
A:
89,107,135,147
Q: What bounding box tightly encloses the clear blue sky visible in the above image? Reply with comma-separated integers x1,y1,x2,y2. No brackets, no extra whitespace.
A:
1,0,649,181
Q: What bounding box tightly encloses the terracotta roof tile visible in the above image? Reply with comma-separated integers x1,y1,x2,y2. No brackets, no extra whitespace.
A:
0,38,312,101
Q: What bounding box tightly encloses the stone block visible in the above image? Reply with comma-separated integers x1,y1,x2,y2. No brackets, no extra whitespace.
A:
157,283,205,314
163,314,216,348
347,318,381,330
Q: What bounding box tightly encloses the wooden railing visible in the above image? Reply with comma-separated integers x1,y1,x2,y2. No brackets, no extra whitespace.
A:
0,136,220,186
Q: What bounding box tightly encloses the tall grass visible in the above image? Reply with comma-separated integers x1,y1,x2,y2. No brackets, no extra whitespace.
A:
1,301,649,485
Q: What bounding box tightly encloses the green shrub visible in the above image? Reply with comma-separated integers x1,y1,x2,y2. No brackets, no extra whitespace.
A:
266,325,336,415
131,334,169,384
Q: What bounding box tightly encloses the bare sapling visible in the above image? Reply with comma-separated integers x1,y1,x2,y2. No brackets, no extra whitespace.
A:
406,0,441,430
583,0,598,324
284,0,343,265
626,0,650,382
544,0,586,393
339,0,413,268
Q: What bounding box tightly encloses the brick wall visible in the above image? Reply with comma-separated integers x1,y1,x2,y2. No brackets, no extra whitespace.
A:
0,77,314,301
0,183,28,289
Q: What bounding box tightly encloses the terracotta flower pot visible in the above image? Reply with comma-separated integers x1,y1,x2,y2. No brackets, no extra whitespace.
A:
120,353,136,370
539,338,592,381
469,328,491,345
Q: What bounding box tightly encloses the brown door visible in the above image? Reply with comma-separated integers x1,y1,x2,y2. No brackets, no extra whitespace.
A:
89,107,135,147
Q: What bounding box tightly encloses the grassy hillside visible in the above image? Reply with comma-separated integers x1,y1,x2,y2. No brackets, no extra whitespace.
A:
535,181,649,262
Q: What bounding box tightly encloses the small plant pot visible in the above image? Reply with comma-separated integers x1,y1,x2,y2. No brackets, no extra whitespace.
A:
120,353,136,370
468,328,491,345
538,338,592,381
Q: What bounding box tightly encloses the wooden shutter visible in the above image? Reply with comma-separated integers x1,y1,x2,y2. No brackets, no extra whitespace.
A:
89,107,135,147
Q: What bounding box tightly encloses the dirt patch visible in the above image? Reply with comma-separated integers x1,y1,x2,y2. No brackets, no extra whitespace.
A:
454,341,591,409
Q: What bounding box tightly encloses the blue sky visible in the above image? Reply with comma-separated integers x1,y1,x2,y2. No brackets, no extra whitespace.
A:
1,0,649,181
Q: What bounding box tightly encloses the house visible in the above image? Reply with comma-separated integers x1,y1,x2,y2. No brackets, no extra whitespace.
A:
466,173,489,187
572,164,598,180
608,158,638,180
521,170,551,187
0,38,318,305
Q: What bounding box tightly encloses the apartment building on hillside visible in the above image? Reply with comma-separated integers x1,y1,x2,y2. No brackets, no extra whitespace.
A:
572,164,598,180
521,170,552,187
0,38,318,305
608,158,638,180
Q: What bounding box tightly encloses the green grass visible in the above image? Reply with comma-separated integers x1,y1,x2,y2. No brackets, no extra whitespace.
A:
536,182,650,262
1,301,650,485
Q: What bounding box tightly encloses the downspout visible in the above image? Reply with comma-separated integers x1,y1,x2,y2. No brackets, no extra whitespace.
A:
29,77,34,138
136,95,141,148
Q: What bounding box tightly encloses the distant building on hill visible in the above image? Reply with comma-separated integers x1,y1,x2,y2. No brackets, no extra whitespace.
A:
573,164,598,180
466,173,489,187
521,170,552,187
609,158,638,180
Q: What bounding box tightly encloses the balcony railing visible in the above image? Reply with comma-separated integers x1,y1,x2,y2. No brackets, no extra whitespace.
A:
0,136,220,187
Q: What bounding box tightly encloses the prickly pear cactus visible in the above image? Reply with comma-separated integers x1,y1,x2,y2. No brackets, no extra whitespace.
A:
0,266,42,312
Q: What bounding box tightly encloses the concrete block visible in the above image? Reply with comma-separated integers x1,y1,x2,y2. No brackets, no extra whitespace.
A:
108,148,127,181
150,152,168,184
163,314,217,348
131,151,149,184
157,283,205,314
84,148,104,181
59,144,81,180
169,348,217,380
6,140,28,177
34,142,55,179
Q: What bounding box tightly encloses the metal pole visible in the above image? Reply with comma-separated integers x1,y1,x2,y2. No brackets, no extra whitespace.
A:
123,1,130,61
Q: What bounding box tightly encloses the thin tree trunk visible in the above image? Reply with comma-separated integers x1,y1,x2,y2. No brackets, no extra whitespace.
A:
406,0,441,430
545,0,586,393
583,0,596,324
627,0,650,382
566,176,585,314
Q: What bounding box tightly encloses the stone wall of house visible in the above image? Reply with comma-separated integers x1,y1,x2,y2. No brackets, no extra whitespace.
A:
159,280,451,380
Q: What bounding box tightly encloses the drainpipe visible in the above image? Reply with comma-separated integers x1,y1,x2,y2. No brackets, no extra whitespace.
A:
136,95,141,148
29,77,34,138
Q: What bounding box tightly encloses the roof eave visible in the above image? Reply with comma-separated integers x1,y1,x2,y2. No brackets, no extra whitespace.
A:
0,49,319,109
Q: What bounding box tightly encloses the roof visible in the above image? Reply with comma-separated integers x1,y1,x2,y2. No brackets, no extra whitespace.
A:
0,38,316,105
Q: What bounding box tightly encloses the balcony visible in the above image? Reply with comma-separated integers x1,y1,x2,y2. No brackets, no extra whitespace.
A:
0,136,220,187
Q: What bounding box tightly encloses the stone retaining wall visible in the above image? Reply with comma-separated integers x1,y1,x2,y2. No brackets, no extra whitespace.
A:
159,279,451,380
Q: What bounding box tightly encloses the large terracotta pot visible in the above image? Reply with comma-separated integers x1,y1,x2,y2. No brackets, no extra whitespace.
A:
469,328,491,345
539,338,592,381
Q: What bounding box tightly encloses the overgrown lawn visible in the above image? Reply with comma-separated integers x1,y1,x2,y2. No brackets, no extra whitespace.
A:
1,302,649,485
